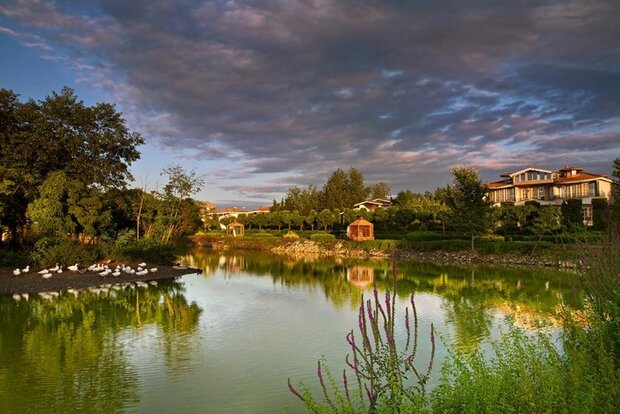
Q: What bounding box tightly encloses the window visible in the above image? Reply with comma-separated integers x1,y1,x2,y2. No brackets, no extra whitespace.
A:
588,182,596,197
520,173,526,182
532,172,538,180
538,187,545,199
523,188,530,199
561,186,567,198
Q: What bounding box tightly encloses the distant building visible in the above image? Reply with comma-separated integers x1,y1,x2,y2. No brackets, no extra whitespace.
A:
212,206,271,219
486,165,613,226
353,198,392,212
226,221,244,237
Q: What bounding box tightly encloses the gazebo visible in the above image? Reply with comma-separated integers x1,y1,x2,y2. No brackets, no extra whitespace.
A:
347,218,374,241
226,221,244,237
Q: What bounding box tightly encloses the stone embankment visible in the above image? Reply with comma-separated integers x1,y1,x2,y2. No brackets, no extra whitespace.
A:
270,240,390,259
272,240,578,268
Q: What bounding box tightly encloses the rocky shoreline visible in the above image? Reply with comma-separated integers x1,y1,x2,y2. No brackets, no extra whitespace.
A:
0,262,202,296
269,240,576,268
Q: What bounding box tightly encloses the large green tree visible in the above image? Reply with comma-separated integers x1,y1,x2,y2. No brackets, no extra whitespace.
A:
0,87,143,246
443,166,491,250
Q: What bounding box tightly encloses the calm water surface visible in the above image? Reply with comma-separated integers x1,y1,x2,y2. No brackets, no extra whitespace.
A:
0,251,577,413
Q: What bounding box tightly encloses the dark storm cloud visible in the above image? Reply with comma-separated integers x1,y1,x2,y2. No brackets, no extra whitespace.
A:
2,0,619,197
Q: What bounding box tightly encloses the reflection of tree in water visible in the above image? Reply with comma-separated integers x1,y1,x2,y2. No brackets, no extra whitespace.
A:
0,281,201,413
441,271,493,352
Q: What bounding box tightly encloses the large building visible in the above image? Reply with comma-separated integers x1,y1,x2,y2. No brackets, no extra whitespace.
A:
486,165,614,225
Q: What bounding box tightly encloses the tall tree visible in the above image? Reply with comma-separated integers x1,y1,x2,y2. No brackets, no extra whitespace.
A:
160,165,205,243
320,168,349,210
368,182,391,200
348,167,369,205
0,87,143,246
612,158,620,229
443,166,491,250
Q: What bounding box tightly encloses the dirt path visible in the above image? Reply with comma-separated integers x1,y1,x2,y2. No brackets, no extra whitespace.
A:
0,261,202,296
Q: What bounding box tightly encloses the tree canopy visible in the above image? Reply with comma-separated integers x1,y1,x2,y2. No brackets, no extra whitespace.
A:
0,87,144,245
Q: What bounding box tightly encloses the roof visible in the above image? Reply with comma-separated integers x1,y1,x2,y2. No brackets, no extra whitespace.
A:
227,221,244,227
487,179,512,189
507,167,553,177
349,218,373,226
556,172,612,183
353,198,392,207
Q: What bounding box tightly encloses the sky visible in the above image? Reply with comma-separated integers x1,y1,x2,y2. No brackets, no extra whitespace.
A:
1,0,619,208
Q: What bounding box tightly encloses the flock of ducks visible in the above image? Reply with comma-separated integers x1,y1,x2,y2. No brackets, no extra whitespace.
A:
10,261,160,302
13,261,157,279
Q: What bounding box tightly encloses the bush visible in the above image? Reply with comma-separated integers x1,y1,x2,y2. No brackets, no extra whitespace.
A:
114,241,180,265
405,231,466,242
31,238,106,267
248,232,276,238
309,232,336,242
283,231,300,239
0,249,31,267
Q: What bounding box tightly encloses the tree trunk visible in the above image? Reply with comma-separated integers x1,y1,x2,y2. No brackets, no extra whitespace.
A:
471,233,475,251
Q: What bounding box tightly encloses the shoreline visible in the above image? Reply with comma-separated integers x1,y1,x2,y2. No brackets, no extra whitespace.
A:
0,262,202,296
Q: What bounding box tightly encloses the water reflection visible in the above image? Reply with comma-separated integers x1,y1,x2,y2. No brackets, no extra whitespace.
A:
0,281,201,413
182,250,580,332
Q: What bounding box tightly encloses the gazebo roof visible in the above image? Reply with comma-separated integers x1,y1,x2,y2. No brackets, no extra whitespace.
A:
227,221,244,227
349,218,373,227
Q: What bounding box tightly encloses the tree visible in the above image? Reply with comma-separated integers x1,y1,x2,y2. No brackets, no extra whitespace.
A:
368,182,391,199
160,165,205,243
290,210,304,230
26,171,111,239
0,87,143,246
348,167,369,205
443,166,491,250
305,209,317,230
561,199,583,232
316,209,336,231
320,168,349,210
531,206,562,248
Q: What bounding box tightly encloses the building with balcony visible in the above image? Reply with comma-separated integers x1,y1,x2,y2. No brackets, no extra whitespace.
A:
486,165,614,225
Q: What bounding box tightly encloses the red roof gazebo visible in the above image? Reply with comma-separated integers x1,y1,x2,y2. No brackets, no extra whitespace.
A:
347,218,374,241
226,221,244,237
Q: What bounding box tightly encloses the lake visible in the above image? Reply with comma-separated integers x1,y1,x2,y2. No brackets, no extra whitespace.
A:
0,250,577,413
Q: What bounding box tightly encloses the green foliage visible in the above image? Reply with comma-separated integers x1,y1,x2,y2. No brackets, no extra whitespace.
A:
30,237,108,267
0,87,143,246
431,325,620,414
561,199,583,232
309,232,336,242
114,242,179,265
442,166,491,250
248,232,276,238
592,198,610,231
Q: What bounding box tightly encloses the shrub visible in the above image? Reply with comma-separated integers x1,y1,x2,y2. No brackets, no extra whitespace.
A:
248,232,276,238
411,240,471,251
310,232,336,242
476,241,554,254
114,230,137,249
31,238,106,267
283,231,300,239
114,243,179,265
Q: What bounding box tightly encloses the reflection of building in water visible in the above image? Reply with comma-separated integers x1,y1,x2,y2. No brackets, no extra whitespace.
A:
218,255,245,273
346,266,374,288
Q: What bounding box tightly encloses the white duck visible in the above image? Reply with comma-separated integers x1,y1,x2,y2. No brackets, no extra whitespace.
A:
42,272,52,279
13,268,21,276
135,269,148,276
149,267,158,273
21,265,30,273
138,262,146,267
56,266,63,274
48,263,59,272
68,263,79,272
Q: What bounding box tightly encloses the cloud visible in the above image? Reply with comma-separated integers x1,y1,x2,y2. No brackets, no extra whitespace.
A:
1,0,619,200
